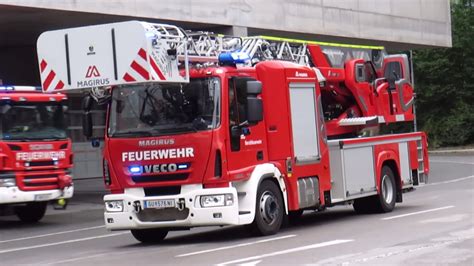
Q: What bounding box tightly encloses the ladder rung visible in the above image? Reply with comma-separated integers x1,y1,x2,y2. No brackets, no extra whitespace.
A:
338,116,378,126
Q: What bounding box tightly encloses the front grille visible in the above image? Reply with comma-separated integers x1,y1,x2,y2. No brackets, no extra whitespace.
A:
132,173,189,183
137,208,189,222
21,174,59,191
144,186,181,196
28,161,55,167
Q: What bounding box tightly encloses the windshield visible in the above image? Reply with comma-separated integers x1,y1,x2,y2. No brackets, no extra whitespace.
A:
0,102,67,140
109,78,221,137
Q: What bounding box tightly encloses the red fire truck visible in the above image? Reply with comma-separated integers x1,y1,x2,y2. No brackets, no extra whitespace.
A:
0,86,74,222
37,21,428,242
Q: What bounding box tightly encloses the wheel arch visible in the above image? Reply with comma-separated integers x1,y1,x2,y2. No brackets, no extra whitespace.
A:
232,163,288,225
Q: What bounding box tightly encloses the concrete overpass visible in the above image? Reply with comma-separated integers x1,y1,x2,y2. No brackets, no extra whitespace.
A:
0,0,452,85
0,0,452,178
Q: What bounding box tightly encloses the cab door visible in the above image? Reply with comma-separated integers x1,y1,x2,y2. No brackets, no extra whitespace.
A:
225,77,267,175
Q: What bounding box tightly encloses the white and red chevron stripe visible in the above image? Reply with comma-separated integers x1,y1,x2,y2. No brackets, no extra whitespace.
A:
122,48,167,83
39,59,65,92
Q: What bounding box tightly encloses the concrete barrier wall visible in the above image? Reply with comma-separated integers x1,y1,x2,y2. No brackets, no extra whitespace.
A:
2,0,452,47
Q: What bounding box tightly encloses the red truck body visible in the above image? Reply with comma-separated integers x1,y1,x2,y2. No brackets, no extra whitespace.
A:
35,21,429,242
0,86,74,222
101,61,429,237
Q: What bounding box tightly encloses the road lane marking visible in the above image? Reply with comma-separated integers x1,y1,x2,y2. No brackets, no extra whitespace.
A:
0,225,106,244
419,175,474,187
419,214,468,224
0,232,127,254
381,206,455,220
430,160,474,165
176,234,296,257
240,260,262,266
216,239,354,265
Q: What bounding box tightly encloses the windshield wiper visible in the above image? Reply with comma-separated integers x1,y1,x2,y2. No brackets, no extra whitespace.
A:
112,130,154,137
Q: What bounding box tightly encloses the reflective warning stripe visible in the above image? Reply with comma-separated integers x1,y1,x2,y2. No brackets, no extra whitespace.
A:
131,61,150,80
40,60,47,73
123,73,136,82
149,56,166,80
123,48,168,82
39,59,66,92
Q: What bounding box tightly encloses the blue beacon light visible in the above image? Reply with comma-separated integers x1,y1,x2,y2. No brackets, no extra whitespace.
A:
129,166,142,175
218,51,250,65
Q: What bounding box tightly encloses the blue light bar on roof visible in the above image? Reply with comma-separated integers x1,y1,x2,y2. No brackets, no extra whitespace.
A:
0,86,41,92
218,51,250,66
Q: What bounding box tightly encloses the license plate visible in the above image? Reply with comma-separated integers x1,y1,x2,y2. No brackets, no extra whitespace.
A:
144,199,175,209
34,193,52,201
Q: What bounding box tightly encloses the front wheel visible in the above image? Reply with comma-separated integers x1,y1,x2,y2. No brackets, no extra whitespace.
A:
15,202,47,223
131,228,169,243
249,180,284,236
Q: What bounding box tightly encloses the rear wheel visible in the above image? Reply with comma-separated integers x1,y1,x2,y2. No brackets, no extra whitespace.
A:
15,202,47,223
131,228,168,243
353,166,397,214
378,166,397,212
250,180,284,236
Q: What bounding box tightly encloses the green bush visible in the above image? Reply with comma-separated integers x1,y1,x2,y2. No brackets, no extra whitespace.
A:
413,1,473,147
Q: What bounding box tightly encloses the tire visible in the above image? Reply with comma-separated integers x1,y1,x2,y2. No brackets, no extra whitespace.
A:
353,166,397,214
250,180,284,236
15,202,47,223
353,196,373,214
377,166,397,212
286,210,304,225
131,228,168,243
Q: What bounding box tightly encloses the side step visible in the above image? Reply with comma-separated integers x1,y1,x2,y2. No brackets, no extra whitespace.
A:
338,116,378,126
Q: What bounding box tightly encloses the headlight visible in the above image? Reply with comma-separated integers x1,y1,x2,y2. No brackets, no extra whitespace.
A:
200,194,234,208
105,200,124,212
0,178,16,187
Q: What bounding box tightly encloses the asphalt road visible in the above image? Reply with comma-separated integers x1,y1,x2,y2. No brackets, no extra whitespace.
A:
0,154,473,265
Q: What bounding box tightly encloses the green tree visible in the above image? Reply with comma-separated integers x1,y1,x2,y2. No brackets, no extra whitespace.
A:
413,1,473,147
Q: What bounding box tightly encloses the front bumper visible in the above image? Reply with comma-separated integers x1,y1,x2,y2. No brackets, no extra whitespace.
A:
0,186,74,204
104,184,239,230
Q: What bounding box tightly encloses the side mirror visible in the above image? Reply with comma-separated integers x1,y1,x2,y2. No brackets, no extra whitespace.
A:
91,138,101,148
82,95,93,112
82,112,93,139
246,98,263,124
246,80,263,125
246,80,262,95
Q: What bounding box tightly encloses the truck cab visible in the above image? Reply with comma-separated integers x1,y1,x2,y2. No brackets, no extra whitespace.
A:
0,86,74,222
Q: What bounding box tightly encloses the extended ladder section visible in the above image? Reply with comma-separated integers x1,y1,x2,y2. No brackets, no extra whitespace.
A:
178,32,414,135
37,21,189,93
182,31,241,63
177,33,384,69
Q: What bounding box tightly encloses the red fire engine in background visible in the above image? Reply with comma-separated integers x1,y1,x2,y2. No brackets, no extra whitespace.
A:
37,21,428,242
0,86,73,222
